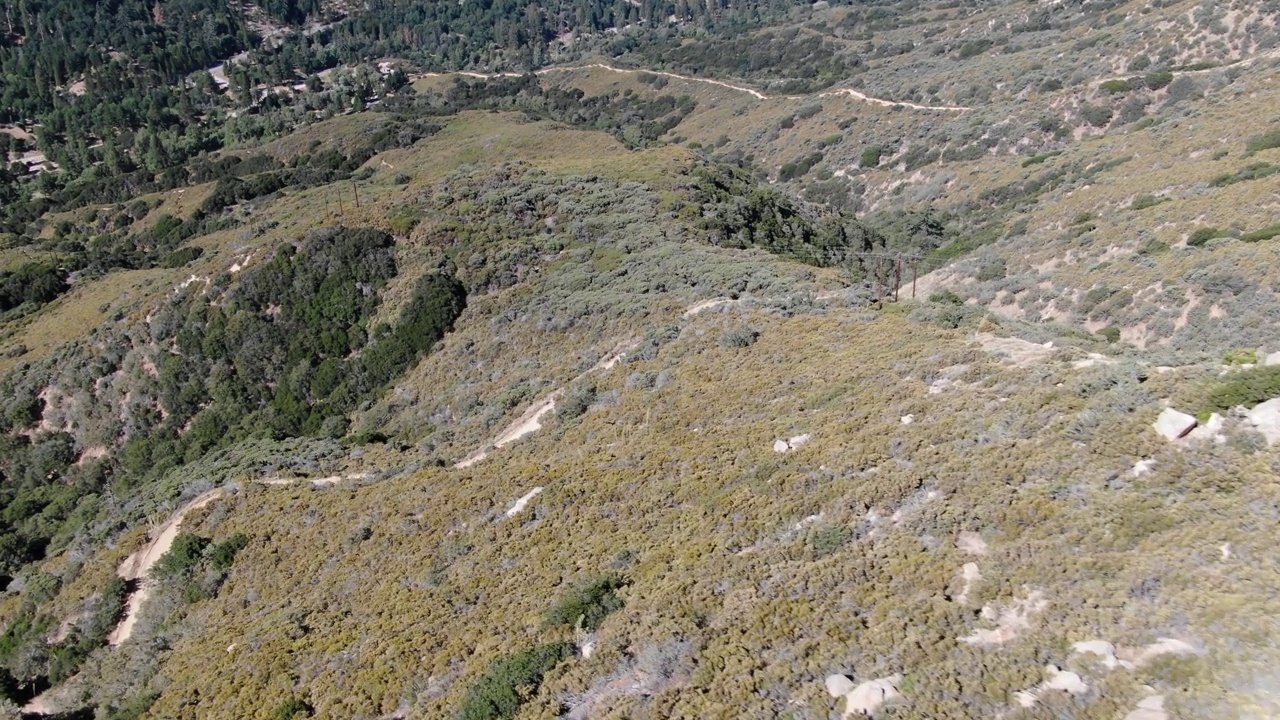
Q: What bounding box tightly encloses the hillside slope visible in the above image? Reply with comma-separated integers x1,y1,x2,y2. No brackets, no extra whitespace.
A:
1,0,1280,717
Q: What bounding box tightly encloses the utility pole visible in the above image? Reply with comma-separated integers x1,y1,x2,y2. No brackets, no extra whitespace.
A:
352,181,360,209
911,258,919,299
894,256,902,302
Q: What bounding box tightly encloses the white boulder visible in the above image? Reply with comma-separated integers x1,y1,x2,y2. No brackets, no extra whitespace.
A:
1153,408,1197,441
1125,694,1167,720
825,674,857,698
1043,665,1088,695
773,439,791,453
1248,398,1280,444
844,675,903,717
1266,351,1280,366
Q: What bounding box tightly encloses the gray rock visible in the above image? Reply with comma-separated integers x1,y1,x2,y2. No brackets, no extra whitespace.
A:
1248,399,1280,444
1153,408,1197,441
1266,351,1280,366
1185,413,1225,443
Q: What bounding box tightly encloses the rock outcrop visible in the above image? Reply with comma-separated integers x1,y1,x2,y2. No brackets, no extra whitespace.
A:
1247,399,1280,444
1153,408,1197,440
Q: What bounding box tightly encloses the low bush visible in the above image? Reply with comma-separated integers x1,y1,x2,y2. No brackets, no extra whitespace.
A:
1130,194,1167,210
545,575,627,631
1246,129,1280,153
1144,71,1174,90
1240,224,1280,242
1081,104,1113,127
720,327,760,348
460,643,572,720
1099,79,1131,93
1223,349,1258,365
1187,227,1224,247
1205,365,1280,411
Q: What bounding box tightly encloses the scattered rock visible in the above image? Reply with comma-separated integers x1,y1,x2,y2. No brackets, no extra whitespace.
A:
1015,665,1089,708
1072,352,1115,369
504,487,544,518
1247,399,1280,444
1072,640,1131,670
844,675,903,717
1042,665,1088,695
1184,413,1225,444
956,531,988,555
1221,542,1232,560
955,562,982,605
1014,690,1039,708
826,674,857,698
900,414,914,424
1124,694,1167,720
1132,459,1156,477
1121,637,1200,666
960,588,1047,645
774,434,811,453
1153,408,1197,441
975,333,1055,367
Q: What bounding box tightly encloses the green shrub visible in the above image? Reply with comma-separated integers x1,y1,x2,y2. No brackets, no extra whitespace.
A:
1097,326,1121,343
388,207,422,235
1224,349,1259,365
929,289,964,305
104,692,162,720
1130,194,1167,210
160,246,204,268
1210,162,1279,187
1240,224,1280,242
556,383,597,420
1205,365,1280,411
958,39,993,59
211,533,250,571
1246,129,1280,153
809,524,852,557
459,643,572,720
860,145,882,168
1021,151,1061,167
1081,104,1113,127
545,575,627,631
1187,227,1224,246
1143,70,1174,90
976,258,1006,281
272,698,313,720
1099,79,1131,93
155,534,211,578
720,327,760,348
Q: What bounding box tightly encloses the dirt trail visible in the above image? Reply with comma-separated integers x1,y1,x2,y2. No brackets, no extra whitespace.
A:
816,87,969,112
455,339,637,469
419,63,970,112
107,489,225,646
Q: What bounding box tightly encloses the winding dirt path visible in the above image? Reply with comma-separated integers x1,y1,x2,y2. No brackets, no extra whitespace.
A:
454,339,636,469
420,62,971,112
107,489,225,646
